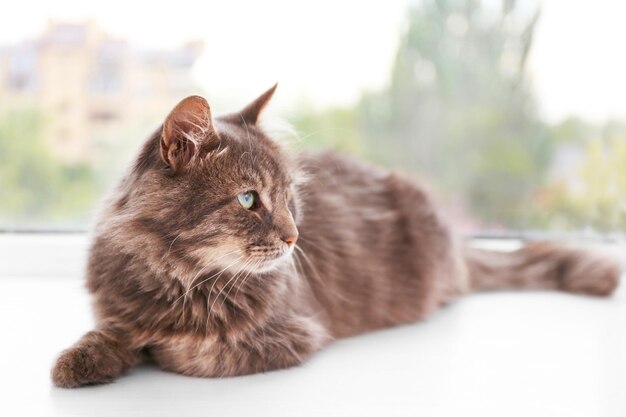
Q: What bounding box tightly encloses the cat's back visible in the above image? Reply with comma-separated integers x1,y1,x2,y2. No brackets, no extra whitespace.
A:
296,150,434,226
296,151,397,221
298,150,387,185
293,151,465,337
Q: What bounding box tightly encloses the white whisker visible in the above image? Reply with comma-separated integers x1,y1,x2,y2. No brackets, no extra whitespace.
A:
209,259,252,314
175,255,242,305
221,261,254,308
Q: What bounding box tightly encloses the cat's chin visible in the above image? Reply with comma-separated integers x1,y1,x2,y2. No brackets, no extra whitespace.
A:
248,247,294,273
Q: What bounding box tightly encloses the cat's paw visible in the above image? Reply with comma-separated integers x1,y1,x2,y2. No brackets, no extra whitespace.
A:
51,344,121,388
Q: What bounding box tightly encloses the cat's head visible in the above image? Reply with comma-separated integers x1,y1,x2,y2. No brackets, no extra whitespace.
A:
117,85,301,278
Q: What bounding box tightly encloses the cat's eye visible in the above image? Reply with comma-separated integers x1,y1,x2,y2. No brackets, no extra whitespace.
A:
237,191,257,210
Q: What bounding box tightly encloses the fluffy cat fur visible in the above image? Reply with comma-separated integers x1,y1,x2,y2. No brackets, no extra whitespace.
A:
52,85,621,388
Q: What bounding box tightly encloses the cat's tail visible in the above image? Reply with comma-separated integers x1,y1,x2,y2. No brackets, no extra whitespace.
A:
464,241,621,296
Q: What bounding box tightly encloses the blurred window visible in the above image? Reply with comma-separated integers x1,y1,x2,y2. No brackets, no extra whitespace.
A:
0,2,623,240
6,47,38,92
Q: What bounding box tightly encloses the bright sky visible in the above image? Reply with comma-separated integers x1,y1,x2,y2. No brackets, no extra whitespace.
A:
528,0,626,123
2,0,625,123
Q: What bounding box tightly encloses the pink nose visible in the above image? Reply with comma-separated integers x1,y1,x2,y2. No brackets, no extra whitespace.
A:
281,234,298,247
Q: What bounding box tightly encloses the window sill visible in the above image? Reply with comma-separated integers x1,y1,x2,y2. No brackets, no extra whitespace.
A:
0,233,624,416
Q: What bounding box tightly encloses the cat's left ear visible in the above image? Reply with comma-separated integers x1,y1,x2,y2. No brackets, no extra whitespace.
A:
161,95,219,173
238,83,278,124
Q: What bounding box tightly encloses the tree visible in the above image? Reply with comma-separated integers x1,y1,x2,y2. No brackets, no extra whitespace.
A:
356,0,551,229
0,109,98,228
538,135,626,232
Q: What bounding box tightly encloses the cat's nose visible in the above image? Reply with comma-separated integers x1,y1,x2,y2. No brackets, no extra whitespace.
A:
281,234,298,247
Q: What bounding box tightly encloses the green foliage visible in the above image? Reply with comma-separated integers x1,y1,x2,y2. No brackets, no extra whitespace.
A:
293,0,551,228
578,137,626,230
379,0,549,228
538,136,626,232
289,0,624,233
0,110,99,228
0,0,622,233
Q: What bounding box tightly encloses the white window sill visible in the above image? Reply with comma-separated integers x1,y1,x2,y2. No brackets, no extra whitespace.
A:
0,233,624,416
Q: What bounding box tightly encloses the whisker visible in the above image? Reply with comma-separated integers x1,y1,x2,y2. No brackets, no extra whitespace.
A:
290,256,301,278
175,255,242,305
209,259,252,314
201,258,249,335
222,260,255,305
238,112,258,164
294,245,323,284
234,260,262,300
164,232,184,260
295,244,353,304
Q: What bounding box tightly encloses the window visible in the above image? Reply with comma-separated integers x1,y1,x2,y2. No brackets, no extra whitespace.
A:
0,2,624,240
5,46,38,92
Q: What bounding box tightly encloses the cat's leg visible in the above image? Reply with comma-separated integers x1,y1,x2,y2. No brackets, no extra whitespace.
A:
51,325,141,388
152,314,330,378
229,315,331,376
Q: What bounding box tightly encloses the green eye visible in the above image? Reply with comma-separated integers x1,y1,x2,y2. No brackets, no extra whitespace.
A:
237,191,256,209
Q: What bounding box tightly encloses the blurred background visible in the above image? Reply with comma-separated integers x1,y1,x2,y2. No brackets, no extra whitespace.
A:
1,0,625,239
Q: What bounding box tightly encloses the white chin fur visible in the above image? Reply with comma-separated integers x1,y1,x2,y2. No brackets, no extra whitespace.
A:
251,249,293,273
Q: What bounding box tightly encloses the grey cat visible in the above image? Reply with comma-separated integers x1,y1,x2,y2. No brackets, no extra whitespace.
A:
52,85,621,388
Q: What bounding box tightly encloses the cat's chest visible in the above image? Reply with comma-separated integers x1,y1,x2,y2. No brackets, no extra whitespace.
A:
123,272,288,336
146,330,223,376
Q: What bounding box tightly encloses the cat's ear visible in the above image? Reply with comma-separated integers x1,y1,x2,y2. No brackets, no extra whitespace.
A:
238,83,278,124
161,95,219,172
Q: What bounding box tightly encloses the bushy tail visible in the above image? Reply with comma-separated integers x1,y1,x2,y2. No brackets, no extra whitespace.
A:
465,241,621,296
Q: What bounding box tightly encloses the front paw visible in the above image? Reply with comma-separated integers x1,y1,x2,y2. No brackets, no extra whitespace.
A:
51,344,120,388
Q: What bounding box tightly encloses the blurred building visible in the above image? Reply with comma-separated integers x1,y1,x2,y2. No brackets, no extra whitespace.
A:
0,20,203,162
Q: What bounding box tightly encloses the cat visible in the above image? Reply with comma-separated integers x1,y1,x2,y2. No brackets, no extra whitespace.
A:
51,85,621,388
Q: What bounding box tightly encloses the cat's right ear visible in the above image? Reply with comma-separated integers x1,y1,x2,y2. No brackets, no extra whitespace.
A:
161,95,219,173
